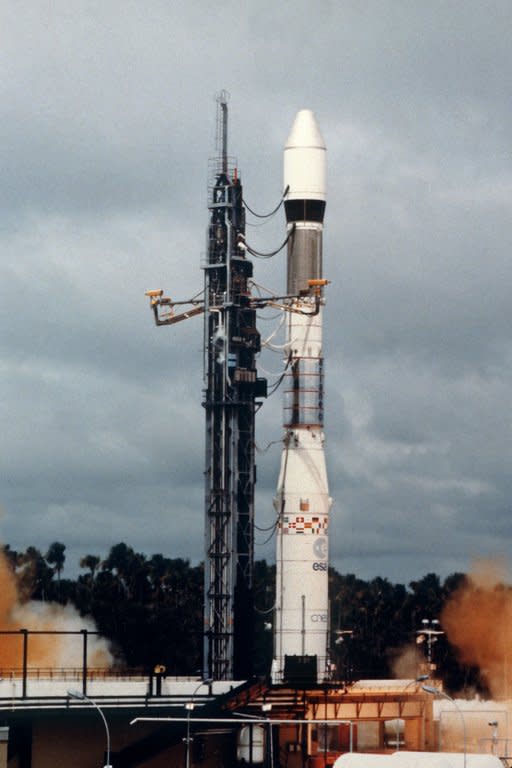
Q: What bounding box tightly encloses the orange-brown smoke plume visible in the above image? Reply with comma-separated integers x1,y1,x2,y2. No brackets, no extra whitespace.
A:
0,549,112,671
441,558,512,698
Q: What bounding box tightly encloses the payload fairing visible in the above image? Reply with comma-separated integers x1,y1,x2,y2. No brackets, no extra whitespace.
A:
273,110,331,683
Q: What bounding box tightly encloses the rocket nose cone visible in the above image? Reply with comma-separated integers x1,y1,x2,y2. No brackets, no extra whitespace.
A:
284,109,326,203
285,109,326,150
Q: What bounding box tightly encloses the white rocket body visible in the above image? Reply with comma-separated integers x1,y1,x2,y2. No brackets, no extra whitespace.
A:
273,110,331,684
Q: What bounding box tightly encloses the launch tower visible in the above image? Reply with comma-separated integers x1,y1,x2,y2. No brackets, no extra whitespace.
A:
146,93,267,681
202,93,267,679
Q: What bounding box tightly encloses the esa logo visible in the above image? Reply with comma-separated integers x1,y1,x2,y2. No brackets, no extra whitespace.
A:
313,561,327,571
313,537,327,560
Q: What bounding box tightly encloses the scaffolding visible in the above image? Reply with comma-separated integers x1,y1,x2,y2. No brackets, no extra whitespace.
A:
202,92,267,679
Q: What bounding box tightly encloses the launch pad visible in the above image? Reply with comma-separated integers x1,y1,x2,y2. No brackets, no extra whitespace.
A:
0,669,435,767
1,664,508,766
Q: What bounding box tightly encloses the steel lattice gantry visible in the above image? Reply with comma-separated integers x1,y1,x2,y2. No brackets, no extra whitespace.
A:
202,99,266,680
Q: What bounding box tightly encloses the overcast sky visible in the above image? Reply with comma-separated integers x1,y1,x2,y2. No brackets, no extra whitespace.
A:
1,1,511,585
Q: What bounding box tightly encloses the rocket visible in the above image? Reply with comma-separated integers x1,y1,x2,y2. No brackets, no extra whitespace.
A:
272,110,331,684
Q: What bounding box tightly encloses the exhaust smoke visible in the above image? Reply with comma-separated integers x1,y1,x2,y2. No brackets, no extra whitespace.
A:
0,549,113,670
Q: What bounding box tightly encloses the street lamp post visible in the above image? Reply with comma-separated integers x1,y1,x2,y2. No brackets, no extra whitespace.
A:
394,675,430,751
184,678,213,768
67,689,111,768
261,704,274,768
184,701,194,768
334,629,354,683
422,684,466,768
488,721,499,755
416,619,444,675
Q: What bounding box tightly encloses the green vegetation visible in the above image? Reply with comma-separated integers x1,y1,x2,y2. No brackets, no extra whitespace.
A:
1,543,482,694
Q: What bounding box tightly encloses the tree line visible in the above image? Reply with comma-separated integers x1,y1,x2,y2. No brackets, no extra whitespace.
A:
1,542,483,694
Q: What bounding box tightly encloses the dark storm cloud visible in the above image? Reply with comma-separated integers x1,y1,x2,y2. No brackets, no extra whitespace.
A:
0,0,511,582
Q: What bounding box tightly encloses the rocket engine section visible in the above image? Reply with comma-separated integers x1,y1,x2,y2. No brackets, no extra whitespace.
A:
273,110,332,684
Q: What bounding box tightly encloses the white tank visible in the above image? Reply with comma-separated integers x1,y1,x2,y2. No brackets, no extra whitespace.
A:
236,724,265,764
334,753,504,768
333,754,395,768
392,753,503,768
390,753,456,768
